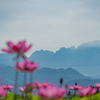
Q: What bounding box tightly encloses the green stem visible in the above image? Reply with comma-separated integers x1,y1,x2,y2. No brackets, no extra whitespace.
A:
24,72,27,86
14,70,19,94
30,72,33,83
14,55,20,94
74,90,76,96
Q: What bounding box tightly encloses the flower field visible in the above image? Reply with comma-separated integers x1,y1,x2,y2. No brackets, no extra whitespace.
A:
0,40,100,100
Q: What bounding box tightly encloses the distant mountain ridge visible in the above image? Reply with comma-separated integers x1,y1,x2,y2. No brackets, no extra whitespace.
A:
0,65,100,93
1,40,100,78
77,40,100,49
0,65,92,88
0,65,99,94
29,40,100,67
34,67,91,83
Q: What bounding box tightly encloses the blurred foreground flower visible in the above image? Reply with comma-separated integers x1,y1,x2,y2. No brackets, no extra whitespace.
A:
0,87,6,98
95,83,100,89
77,86,97,97
19,83,34,93
15,60,38,73
2,84,14,92
2,40,32,55
19,81,51,93
69,84,83,91
33,81,52,90
37,84,66,99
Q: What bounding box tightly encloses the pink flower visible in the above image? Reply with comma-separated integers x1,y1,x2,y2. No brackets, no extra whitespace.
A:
2,40,32,54
15,60,38,73
19,83,34,93
0,87,6,98
19,83,34,97
77,86,97,97
33,81,52,90
69,84,83,91
95,83,100,89
19,87,24,92
1,84,14,92
37,84,66,99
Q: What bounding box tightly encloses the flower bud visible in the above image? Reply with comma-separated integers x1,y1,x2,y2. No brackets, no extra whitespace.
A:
60,78,63,84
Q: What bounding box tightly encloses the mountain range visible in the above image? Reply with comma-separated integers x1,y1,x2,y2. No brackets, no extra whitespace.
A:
29,40,100,78
0,67,89,85
0,65,96,93
29,40,100,67
0,40,100,93
0,65,100,94
1,40,100,78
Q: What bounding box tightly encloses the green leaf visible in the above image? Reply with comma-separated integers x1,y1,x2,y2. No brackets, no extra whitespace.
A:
80,96,92,100
32,95,41,100
91,93,100,100
71,96,81,100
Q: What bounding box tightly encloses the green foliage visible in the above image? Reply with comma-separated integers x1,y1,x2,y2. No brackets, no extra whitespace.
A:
71,96,81,100
0,92,23,100
1,92,100,100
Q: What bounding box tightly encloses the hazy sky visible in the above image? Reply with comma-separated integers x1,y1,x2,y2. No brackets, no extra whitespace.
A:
0,0,100,56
